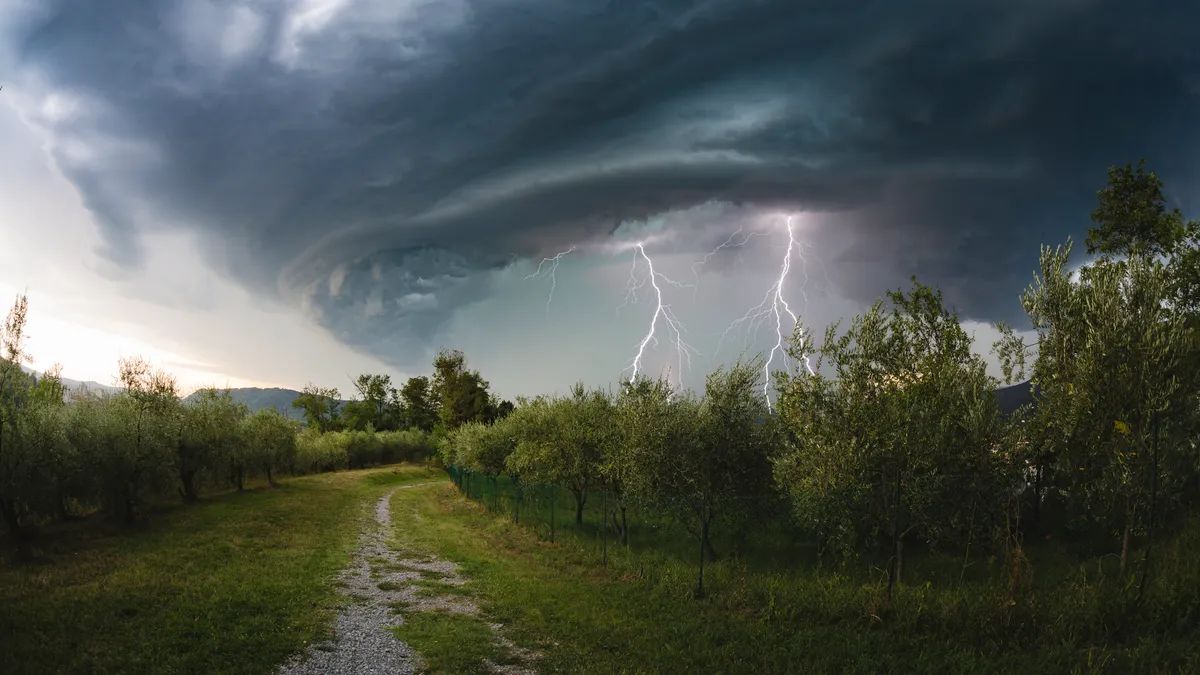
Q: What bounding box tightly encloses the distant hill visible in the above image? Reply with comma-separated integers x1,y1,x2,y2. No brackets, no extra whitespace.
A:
185,387,306,420
19,365,121,398
182,387,353,421
996,380,1037,416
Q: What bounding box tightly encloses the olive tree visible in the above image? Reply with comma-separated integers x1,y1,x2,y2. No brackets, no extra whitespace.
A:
621,360,778,596
180,388,249,498
506,385,611,525
101,357,180,521
775,280,1005,596
1002,242,1194,573
242,408,298,486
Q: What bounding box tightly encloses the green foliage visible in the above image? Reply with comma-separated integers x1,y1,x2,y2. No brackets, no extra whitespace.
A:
431,349,498,430
1011,239,1198,566
775,279,1006,567
344,373,404,432
291,383,343,432
241,407,299,486
505,385,615,524
398,375,439,432
1086,159,1188,260
0,293,446,548
446,420,516,477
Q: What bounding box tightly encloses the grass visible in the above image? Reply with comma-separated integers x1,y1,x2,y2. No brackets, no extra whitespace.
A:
388,482,1200,674
413,579,474,597
0,463,441,675
389,610,517,674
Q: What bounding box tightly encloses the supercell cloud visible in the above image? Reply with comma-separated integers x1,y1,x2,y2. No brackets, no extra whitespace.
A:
1,0,1198,378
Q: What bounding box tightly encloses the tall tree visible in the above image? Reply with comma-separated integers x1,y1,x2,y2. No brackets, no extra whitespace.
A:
431,349,495,429
345,374,398,431
1086,159,1188,261
398,375,439,431
291,384,342,432
1008,241,1195,572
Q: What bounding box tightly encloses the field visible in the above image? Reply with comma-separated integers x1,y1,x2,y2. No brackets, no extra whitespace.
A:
4,466,1199,674
0,465,440,675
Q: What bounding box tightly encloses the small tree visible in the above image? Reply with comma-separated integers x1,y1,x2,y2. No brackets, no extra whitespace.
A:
242,408,298,486
108,356,180,521
506,385,609,525
180,388,248,498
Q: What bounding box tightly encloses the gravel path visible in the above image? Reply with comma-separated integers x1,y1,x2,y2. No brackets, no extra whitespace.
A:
278,483,436,675
278,481,538,674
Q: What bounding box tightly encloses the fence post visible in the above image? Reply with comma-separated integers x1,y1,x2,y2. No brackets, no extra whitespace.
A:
514,482,520,524
550,485,556,543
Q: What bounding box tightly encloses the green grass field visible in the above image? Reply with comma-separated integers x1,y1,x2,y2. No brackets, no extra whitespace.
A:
4,468,1199,674
0,464,440,675
388,482,1200,675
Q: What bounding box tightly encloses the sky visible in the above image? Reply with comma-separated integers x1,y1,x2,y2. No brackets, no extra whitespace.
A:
0,0,1197,400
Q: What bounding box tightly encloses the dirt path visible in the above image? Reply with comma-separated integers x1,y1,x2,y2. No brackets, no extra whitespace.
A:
278,482,536,674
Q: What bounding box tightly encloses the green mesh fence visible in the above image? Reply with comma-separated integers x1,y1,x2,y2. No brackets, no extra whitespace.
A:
444,464,793,593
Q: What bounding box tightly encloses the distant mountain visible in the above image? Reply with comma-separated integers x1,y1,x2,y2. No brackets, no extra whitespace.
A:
182,387,354,421
18,365,121,397
184,387,307,420
996,380,1037,416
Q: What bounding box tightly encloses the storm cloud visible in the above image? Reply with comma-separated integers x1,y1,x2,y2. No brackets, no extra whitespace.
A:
2,0,1198,373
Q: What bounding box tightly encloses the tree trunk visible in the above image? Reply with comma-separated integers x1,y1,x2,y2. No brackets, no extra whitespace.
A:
1138,411,1160,604
1120,500,1134,576
235,465,245,492
620,506,628,547
55,483,70,520
704,530,719,563
1033,450,1044,524
896,536,905,586
573,490,586,526
266,466,276,487
696,516,710,598
886,464,903,609
602,490,608,566
123,483,137,524
0,497,30,558
179,468,199,502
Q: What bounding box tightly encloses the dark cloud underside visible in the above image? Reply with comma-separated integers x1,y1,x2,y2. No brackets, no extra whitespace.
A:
4,0,1198,366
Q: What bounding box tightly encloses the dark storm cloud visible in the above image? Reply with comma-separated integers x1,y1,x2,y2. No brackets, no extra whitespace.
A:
4,0,1199,362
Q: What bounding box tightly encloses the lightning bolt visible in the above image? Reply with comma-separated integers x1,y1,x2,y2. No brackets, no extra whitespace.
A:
715,215,820,411
620,243,699,390
523,246,576,318
689,227,771,302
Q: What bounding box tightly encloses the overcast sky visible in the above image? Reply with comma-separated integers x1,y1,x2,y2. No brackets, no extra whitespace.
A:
1,0,1197,400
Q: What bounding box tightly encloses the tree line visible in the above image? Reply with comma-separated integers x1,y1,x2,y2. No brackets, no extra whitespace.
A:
442,160,1200,599
290,349,514,434
0,311,516,556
